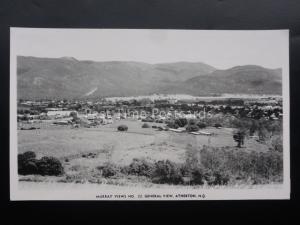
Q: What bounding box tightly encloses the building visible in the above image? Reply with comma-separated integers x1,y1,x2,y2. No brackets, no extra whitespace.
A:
47,110,75,118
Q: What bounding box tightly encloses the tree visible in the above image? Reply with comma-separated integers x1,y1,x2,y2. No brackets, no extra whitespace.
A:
233,130,245,148
69,111,78,119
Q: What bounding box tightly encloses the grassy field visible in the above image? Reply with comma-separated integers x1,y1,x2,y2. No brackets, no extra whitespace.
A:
18,119,272,185
18,119,268,158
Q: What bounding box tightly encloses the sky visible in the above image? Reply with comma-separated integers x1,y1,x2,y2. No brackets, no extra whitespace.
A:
11,28,289,70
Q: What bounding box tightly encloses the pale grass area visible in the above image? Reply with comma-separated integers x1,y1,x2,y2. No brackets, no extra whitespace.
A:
18,180,283,191
18,119,268,162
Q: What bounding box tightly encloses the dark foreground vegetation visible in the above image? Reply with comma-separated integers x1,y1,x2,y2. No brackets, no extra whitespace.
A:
97,146,283,185
18,151,64,176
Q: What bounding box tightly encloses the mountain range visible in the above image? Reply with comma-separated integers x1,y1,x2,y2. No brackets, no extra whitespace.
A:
17,56,282,99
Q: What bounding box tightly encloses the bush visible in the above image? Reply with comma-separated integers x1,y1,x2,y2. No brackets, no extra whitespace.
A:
214,123,222,128
125,158,155,177
152,160,183,185
21,151,36,160
18,152,39,175
197,122,207,129
188,119,197,125
36,156,64,176
69,111,78,119
18,151,64,176
175,118,188,127
166,120,179,129
142,123,150,128
191,167,208,185
117,125,128,131
186,124,200,132
97,163,120,178
206,170,230,185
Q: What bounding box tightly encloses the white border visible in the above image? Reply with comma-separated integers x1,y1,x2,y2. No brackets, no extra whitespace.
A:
10,28,290,200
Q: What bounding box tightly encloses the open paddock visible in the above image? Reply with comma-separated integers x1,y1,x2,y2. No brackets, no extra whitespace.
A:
18,119,269,171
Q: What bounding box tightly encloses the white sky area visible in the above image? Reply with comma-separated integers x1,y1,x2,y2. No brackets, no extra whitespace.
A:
11,28,289,69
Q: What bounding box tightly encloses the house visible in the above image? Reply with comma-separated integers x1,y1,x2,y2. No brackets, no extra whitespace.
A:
87,113,98,120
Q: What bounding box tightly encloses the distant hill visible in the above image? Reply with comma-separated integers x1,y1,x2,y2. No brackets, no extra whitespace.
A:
17,56,282,99
160,65,282,96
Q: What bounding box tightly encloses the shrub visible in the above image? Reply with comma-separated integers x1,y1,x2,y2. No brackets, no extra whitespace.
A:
152,160,183,185
142,118,154,122
188,119,197,125
21,151,36,161
186,124,200,132
69,111,78,119
166,120,179,129
142,123,150,128
18,151,64,176
191,166,208,185
214,123,222,128
36,156,64,176
97,163,120,178
207,170,230,185
175,118,188,127
197,122,207,129
18,151,38,175
125,158,155,177
18,152,39,175
157,126,165,131
117,125,128,131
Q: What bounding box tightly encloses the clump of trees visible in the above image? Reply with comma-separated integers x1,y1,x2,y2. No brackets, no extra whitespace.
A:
18,151,64,176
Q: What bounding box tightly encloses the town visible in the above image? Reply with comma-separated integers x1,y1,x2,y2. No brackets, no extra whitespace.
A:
17,95,282,129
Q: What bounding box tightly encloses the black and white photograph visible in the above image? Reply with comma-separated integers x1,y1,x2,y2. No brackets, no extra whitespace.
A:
10,28,290,200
